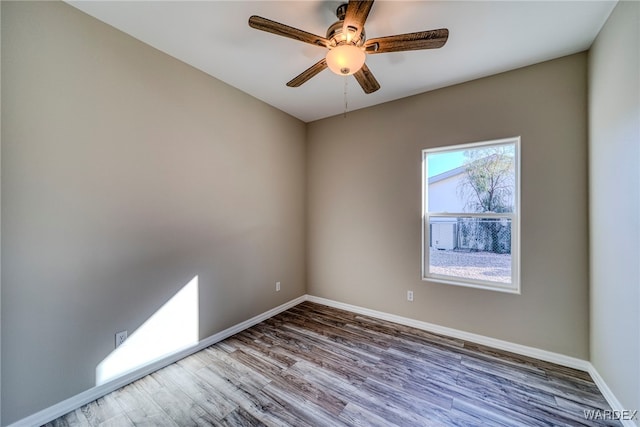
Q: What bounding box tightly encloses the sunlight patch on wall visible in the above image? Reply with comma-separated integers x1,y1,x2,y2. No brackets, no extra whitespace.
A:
95,275,199,385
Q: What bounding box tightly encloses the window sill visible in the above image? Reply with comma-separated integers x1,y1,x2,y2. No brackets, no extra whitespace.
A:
422,275,521,294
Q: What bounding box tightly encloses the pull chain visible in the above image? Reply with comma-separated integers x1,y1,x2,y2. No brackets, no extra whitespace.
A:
343,76,348,118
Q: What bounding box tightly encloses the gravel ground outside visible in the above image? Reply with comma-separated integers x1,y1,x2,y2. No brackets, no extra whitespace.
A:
429,249,511,283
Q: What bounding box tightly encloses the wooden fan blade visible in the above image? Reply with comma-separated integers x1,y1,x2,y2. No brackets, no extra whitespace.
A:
353,63,380,94
364,29,449,54
287,59,328,87
249,15,329,48
343,0,374,42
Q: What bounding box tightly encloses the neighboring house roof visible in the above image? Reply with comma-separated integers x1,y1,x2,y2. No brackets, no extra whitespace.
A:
428,165,467,184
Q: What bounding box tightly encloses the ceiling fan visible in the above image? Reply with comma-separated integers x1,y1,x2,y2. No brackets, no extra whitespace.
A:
248,0,449,94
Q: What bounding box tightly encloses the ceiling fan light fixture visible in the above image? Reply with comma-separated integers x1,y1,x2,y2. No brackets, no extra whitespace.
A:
249,0,449,94
326,44,366,76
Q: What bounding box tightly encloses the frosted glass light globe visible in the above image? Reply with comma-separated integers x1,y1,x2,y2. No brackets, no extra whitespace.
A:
326,45,366,76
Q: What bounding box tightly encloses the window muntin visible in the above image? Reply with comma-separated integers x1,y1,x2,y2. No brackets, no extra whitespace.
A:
422,138,520,293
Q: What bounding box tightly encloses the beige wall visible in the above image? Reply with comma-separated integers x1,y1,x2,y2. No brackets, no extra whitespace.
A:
588,1,640,422
1,2,306,424
3,1,634,425
0,2,3,423
307,53,589,359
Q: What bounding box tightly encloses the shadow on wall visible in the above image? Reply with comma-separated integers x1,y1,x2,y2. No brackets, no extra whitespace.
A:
95,275,200,385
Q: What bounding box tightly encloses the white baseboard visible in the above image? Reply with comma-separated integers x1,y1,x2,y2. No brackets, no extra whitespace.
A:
7,295,306,427
587,365,638,427
306,295,590,371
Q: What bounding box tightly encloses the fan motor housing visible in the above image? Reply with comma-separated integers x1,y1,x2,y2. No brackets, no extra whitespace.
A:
326,20,365,47
336,3,348,20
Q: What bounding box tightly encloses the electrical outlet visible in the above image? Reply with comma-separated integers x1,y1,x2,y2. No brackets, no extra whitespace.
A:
407,290,414,302
115,330,127,348
276,281,281,292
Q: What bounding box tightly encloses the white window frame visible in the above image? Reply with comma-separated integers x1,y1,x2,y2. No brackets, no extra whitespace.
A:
421,137,521,294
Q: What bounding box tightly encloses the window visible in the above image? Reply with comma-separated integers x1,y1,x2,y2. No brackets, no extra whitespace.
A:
422,137,520,293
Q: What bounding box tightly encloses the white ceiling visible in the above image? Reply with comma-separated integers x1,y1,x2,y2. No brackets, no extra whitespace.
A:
67,1,616,123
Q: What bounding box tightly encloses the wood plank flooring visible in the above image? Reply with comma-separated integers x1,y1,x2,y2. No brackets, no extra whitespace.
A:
45,302,620,426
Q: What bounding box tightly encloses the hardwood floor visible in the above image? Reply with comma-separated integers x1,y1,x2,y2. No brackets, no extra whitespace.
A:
45,302,620,426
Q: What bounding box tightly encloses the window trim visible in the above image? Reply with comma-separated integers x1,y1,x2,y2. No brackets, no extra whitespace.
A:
421,137,521,294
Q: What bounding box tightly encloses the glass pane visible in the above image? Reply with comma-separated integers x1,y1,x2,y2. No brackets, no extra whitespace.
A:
427,144,516,213
428,216,512,284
